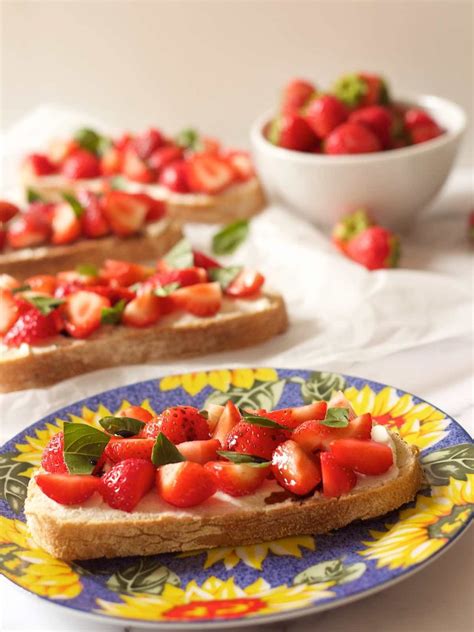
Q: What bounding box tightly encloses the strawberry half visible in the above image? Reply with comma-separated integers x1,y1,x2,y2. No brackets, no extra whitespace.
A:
41,431,68,474
263,402,328,429
212,400,242,446
187,154,235,194
225,421,288,461
320,452,357,498
25,274,57,296
22,153,57,177
3,306,60,347
60,149,101,180
51,202,82,245
156,461,216,508
122,292,161,327
62,290,110,339
104,437,155,463
121,148,154,183
225,270,265,298
170,282,222,317
36,473,100,505
225,151,255,182
0,290,20,335
0,200,20,223
78,191,110,238
293,413,373,453
176,439,221,464
99,259,152,287
204,461,270,497
101,191,148,237
100,458,156,511
141,406,210,443
119,405,153,423
330,439,393,475
7,211,51,249
272,440,321,496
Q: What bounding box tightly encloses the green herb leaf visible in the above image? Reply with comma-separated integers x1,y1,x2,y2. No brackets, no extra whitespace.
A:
74,127,108,156
242,413,292,431
208,266,242,290
26,188,45,203
320,407,350,428
162,238,194,269
109,175,128,190
11,284,32,294
76,263,98,277
62,192,84,218
24,295,64,315
175,128,201,151
63,422,110,474
151,433,185,467
99,416,146,437
154,282,180,297
212,220,249,255
198,409,209,419
101,299,126,325
217,450,270,467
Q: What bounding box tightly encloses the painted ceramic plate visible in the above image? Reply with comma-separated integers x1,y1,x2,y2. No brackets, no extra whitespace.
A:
0,368,472,629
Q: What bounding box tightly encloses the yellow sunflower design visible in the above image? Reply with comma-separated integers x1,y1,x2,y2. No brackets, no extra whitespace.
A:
96,576,334,621
160,368,279,397
0,516,82,599
344,384,450,451
360,474,473,570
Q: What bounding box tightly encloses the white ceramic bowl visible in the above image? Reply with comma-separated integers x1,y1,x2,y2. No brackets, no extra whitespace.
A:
250,95,466,230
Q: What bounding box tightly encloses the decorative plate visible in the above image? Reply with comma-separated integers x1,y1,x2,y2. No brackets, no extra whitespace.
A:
0,368,472,629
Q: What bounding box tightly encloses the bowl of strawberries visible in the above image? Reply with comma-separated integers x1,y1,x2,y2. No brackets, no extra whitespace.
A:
251,72,466,229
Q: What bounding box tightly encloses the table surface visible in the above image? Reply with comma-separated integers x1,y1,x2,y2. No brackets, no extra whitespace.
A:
0,169,473,632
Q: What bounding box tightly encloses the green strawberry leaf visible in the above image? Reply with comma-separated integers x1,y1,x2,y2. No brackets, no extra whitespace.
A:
212,220,249,255
99,416,146,438
63,422,110,474
151,433,185,467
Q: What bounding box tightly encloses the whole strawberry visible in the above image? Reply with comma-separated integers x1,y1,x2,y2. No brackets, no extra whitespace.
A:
3,305,60,346
332,72,390,109
140,406,210,443
225,421,288,460
41,431,68,473
281,78,316,114
346,226,399,270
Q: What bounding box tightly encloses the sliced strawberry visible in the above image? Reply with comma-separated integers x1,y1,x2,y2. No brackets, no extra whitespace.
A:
293,413,373,452
265,401,328,429
141,406,210,443
170,282,222,317
205,461,270,496
100,145,122,176
22,153,57,177
144,267,206,291
212,400,241,445
3,306,59,347
330,438,393,475
156,461,216,508
119,405,153,423
61,149,101,179
272,440,321,496
0,290,20,334
130,193,166,222
148,145,183,174
187,154,235,194
78,191,110,238
320,452,357,498
0,274,20,291
328,391,357,419
177,439,221,464
99,259,152,286
225,151,255,181
7,211,51,249
48,139,79,164
0,227,5,252
100,458,156,511
41,432,68,473
122,147,154,183
225,270,265,297
104,437,155,463
207,404,225,430
0,201,20,223
158,161,190,193
101,191,148,237
193,250,221,270
62,290,110,339
25,274,57,296
200,136,221,154
51,202,82,245
225,421,288,461
122,292,161,327
133,127,166,160
87,284,135,304
36,473,100,505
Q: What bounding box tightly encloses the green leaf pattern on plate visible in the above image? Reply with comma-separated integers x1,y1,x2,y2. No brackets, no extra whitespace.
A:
422,443,474,486
0,453,30,513
293,559,367,586
107,558,180,595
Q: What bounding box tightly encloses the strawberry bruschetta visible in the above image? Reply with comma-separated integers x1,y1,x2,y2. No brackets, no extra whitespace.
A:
20,127,266,224
0,191,182,277
25,394,424,560
0,239,288,392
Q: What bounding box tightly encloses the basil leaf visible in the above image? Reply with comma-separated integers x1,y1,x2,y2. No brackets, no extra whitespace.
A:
63,422,110,474
11,284,32,294
175,128,201,151
99,416,146,437
76,263,98,277
62,192,84,218
154,282,180,297
108,175,128,190
320,407,350,428
74,127,108,156
217,450,270,467
101,299,126,325
24,295,64,315
26,188,44,203
212,220,249,255
151,433,185,467
208,266,242,290
198,409,209,419
162,239,194,269
242,413,292,431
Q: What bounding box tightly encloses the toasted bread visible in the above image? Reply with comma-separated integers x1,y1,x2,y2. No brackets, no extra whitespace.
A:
0,293,288,393
25,434,423,560
0,219,183,278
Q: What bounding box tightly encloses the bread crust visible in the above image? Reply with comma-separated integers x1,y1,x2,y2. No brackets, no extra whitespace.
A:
25,435,424,561
0,293,288,392
0,219,183,278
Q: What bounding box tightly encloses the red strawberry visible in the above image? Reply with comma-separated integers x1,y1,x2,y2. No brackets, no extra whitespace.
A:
142,406,210,443
281,78,315,114
358,73,389,107
25,274,57,296
41,432,68,473
119,405,153,423
320,452,357,498
48,139,79,164
212,400,242,445
101,191,148,237
404,108,437,130
225,421,288,461
272,440,322,496
22,153,57,177
207,404,225,431
225,270,265,297
133,127,166,160
187,154,235,194
62,290,110,338
0,200,20,223
148,145,183,174
159,161,190,193
100,259,152,287
330,438,393,475
170,282,222,317
193,250,221,270
325,122,381,154
349,106,393,148
100,458,155,511
122,292,161,327
144,267,207,291
469,210,474,241
104,437,155,463
410,123,442,144
156,461,216,508
36,473,100,505
7,211,51,249
331,209,374,254
78,192,110,238
305,95,348,138
205,461,270,496
0,274,21,291
61,150,101,179
3,306,59,347
130,193,166,222
177,439,221,464
0,227,5,252
0,290,20,334
51,202,82,245
83,284,134,304
293,413,373,453
269,113,318,152
100,145,122,176
345,225,400,270
327,391,357,419
225,151,255,181
332,73,389,109
122,148,154,183
265,401,328,429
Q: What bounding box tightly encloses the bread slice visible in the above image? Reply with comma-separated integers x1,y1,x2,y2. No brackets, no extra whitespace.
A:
25,434,424,560
0,219,183,278
0,293,288,392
